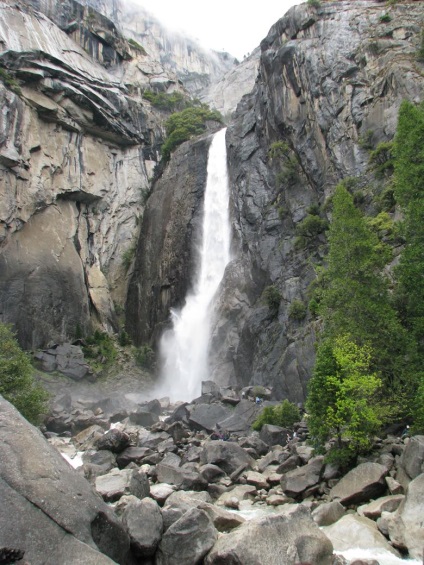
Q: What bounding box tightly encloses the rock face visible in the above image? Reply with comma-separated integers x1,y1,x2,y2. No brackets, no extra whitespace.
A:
0,395,131,564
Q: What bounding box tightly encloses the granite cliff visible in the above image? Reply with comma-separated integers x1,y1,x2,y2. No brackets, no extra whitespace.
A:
127,0,424,401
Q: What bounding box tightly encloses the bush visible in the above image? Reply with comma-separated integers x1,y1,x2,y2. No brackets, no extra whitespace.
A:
118,329,131,346
127,38,147,54
134,344,155,369
0,324,48,424
83,331,117,370
122,243,136,271
161,105,222,161
307,0,321,7
252,399,300,431
262,285,281,317
289,299,307,321
142,90,191,112
368,141,394,177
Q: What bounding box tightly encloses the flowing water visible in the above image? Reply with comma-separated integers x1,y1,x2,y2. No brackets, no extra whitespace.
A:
157,128,231,401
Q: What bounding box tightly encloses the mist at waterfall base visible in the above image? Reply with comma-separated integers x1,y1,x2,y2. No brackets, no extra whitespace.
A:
154,128,231,402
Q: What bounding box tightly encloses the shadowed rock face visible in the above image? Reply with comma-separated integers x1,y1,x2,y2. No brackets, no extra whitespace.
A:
0,395,131,564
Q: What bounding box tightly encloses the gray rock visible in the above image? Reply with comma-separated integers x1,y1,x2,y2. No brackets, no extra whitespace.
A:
95,428,130,453
260,424,290,446
95,468,132,502
156,507,217,565
129,468,150,499
35,343,91,380
122,497,163,557
199,463,227,483
281,456,324,499
330,462,388,506
205,504,334,564
150,483,175,505
385,476,404,495
312,500,345,526
387,473,424,559
358,495,404,520
187,402,233,432
200,440,256,475
400,435,424,479
322,514,400,556
129,406,159,427
0,396,130,564
116,446,153,469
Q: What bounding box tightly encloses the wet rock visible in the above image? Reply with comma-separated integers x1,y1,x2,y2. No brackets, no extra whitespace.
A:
95,428,130,453
322,514,400,557
330,462,388,506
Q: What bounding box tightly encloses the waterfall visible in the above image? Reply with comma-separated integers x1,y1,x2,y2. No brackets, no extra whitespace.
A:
158,128,231,401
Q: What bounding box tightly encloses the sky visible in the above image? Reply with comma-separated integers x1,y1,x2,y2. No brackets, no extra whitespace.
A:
131,1,303,60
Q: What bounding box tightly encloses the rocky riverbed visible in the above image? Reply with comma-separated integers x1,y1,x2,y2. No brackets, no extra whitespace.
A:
1,383,423,565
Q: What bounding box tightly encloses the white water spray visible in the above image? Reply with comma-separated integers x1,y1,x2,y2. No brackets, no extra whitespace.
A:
158,128,231,401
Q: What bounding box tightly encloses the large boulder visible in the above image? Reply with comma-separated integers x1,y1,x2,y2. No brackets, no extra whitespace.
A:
312,500,345,527
205,504,334,564
330,462,388,506
156,507,217,565
200,441,256,475
280,456,324,499
400,435,424,479
259,424,290,447
387,473,424,559
322,514,400,556
187,403,233,432
0,396,130,564
122,497,163,557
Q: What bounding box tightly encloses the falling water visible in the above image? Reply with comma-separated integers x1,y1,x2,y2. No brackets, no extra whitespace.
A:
158,128,231,401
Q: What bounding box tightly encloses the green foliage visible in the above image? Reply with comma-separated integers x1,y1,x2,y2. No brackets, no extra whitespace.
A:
134,344,155,369
417,29,424,62
252,399,300,431
142,90,192,112
268,141,290,160
307,0,321,7
118,329,132,346
252,385,267,398
411,375,424,434
0,324,48,424
161,105,222,161
269,140,300,186
0,66,21,95
295,214,328,248
83,331,117,371
379,12,392,23
366,211,394,239
317,181,407,389
308,297,320,318
306,336,382,464
358,129,375,150
262,285,281,317
289,299,307,321
368,141,394,177
122,243,136,271
127,38,147,54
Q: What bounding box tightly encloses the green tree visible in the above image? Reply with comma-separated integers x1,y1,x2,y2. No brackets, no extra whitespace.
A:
306,336,382,464
0,324,48,424
253,399,300,431
393,101,424,425
320,181,406,388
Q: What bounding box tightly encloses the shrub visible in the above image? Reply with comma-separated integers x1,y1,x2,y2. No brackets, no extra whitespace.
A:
252,399,300,431
262,285,281,317
0,324,48,424
83,331,117,370
161,105,222,161
289,299,307,321
128,38,147,54
358,129,375,150
307,0,321,7
142,90,191,112
368,141,394,177
122,243,136,271
118,329,132,346
134,344,155,369
379,12,391,23
0,67,21,95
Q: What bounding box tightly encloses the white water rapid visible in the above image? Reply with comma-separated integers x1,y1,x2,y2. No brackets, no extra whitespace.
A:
157,128,231,401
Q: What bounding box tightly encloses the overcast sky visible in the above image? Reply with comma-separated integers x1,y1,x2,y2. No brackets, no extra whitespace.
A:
132,1,303,60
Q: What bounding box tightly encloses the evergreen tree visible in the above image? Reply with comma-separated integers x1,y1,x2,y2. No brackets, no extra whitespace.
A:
320,181,406,388
0,323,48,424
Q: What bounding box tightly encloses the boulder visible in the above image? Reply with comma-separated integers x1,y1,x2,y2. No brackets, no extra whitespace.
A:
387,473,424,559
129,405,159,427
312,500,345,526
122,497,163,557
280,456,324,499
216,485,257,506
95,428,130,453
259,424,290,446
129,468,150,499
116,446,153,468
150,483,176,505
199,463,227,483
244,470,269,489
217,400,262,433
200,441,256,475
187,403,233,432
385,476,404,495
322,514,400,556
197,502,246,532
156,507,217,565
82,449,117,480
357,495,404,520
0,396,130,564
330,462,388,506
400,435,424,479
239,434,269,456
95,468,132,502
34,343,90,380
205,504,334,564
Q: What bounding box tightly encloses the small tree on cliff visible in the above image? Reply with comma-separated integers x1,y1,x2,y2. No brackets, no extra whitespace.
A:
0,323,48,424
